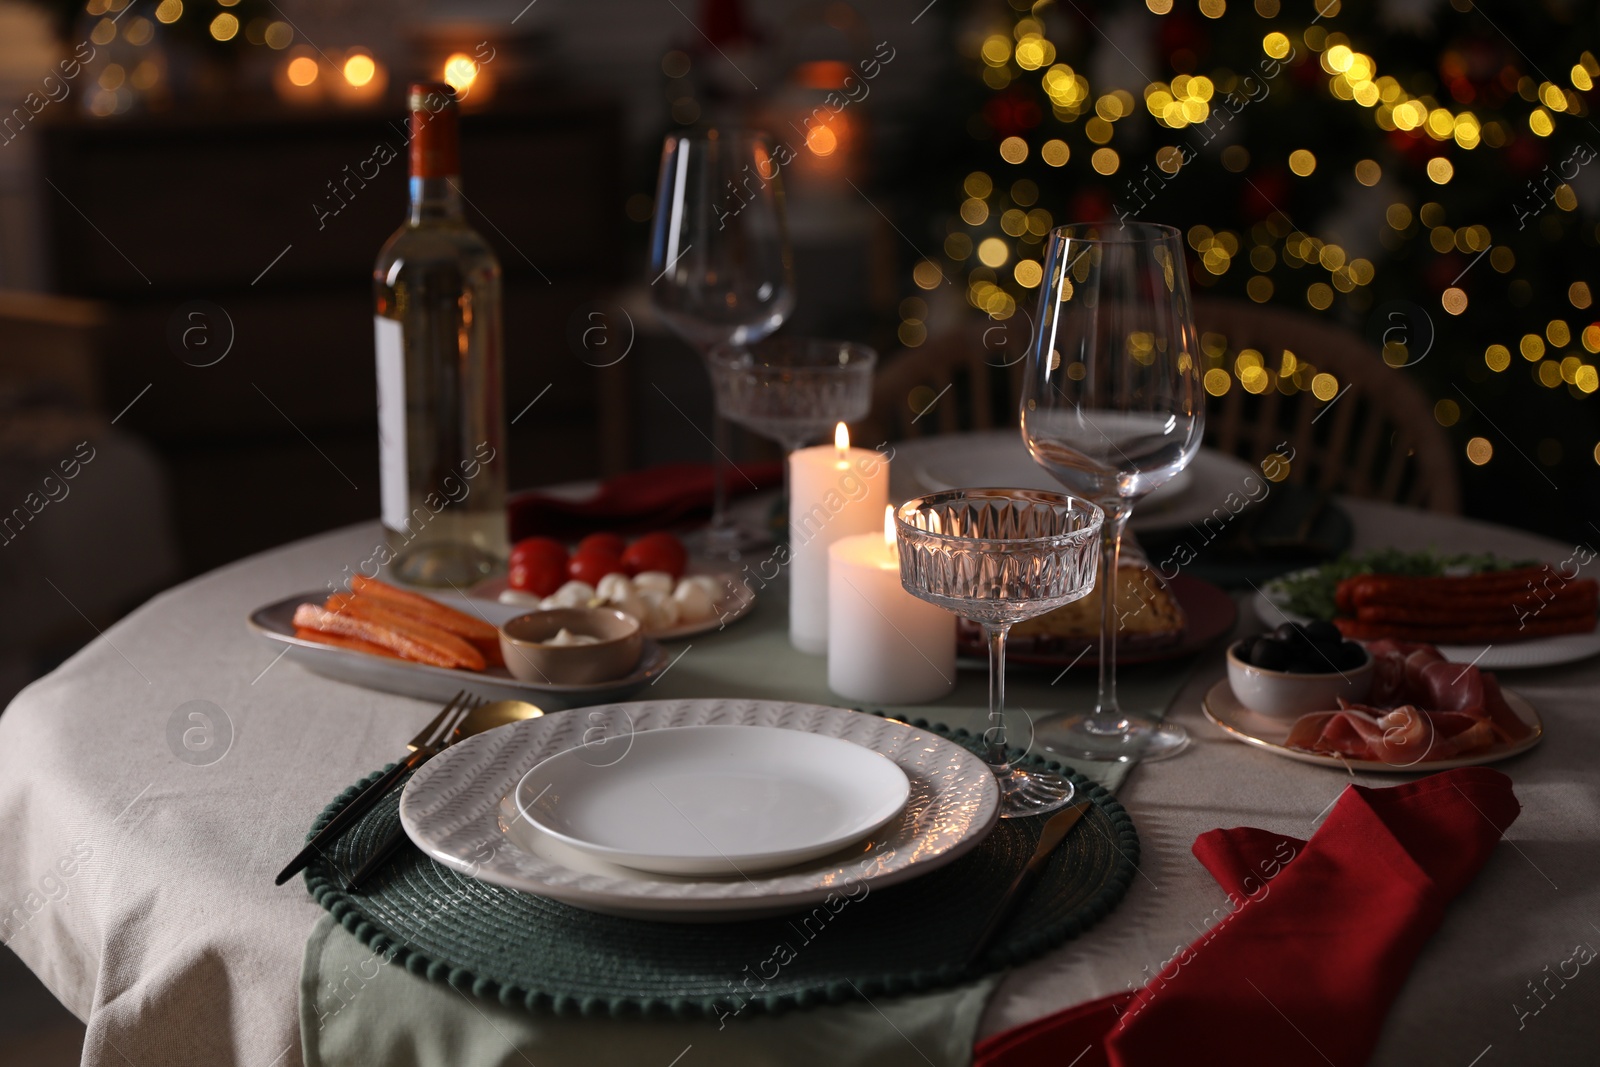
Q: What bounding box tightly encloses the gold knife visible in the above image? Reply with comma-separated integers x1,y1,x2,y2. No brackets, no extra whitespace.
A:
965,800,1093,969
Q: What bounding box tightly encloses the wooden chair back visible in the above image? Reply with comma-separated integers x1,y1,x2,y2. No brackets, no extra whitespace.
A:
864,299,1461,514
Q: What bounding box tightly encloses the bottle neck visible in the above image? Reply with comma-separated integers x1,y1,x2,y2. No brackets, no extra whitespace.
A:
409,175,463,225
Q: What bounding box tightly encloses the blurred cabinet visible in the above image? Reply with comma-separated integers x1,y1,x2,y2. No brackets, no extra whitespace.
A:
39,97,624,572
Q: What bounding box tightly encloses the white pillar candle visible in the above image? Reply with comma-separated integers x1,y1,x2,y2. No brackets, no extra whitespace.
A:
788,423,889,654
828,507,956,703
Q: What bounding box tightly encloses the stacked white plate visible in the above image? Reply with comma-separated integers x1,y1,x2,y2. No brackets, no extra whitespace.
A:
399,699,1002,921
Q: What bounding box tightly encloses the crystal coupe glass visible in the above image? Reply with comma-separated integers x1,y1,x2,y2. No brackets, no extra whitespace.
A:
895,489,1102,817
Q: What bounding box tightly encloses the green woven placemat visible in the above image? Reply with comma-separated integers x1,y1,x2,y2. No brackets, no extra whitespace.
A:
302,721,1139,1020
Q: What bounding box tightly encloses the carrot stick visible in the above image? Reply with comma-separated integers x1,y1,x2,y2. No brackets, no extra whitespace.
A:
298,601,485,670
295,626,401,659
323,593,487,670
347,575,498,642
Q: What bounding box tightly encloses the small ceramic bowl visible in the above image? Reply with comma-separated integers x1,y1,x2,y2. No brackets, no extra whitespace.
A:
499,607,643,686
1225,640,1374,719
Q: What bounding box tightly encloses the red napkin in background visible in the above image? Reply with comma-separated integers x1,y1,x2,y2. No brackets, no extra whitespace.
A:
974,767,1520,1067
507,461,782,540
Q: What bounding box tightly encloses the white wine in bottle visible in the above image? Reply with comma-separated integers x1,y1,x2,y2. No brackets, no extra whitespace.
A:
373,82,508,586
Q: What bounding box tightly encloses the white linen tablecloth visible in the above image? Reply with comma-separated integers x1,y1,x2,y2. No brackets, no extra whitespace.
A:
1,499,1596,1066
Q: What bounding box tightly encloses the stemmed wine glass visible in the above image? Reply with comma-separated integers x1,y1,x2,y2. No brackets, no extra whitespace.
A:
1019,222,1206,762
650,129,797,555
706,337,876,508
896,489,1102,817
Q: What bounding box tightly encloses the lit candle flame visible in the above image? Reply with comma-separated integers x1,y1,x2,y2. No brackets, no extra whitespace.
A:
883,505,896,549
834,422,850,459
443,53,478,94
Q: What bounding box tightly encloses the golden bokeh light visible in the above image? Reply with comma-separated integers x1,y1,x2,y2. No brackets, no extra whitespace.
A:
1041,139,1070,167
1442,287,1468,315
1426,157,1454,184
286,56,318,87
1485,344,1511,372
343,54,376,87
1466,437,1493,465
155,0,181,24
977,237,1010,268
1434,399,1460,426
1091,148,1119,174
999,137,1029,164
209,13,238,41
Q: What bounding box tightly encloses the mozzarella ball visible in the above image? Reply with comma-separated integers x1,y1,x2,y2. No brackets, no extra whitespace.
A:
549,580,596,608
596,572,635,604
672,579,715,622
632,571,675,596
638,589,681,632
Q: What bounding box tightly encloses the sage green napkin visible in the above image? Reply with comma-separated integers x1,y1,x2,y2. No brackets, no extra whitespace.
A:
301,913,1000,1067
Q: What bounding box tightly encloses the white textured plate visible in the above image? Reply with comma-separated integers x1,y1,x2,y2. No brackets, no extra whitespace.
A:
400,700,1001,920
1201,679,1544,772
469,567,756,640
1254,570,1600,670
246,594,670,707
892,431,1259,533
515,725,911,876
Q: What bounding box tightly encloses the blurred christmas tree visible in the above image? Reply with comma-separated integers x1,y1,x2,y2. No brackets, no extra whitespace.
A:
891,0,1600,534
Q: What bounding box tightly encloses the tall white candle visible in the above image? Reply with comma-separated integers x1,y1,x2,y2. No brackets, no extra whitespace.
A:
788,423,888,654
828,508,956,703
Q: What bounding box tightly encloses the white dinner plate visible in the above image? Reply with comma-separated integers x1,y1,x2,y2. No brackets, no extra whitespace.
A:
399,700,1000,921
1254,570,1600,669
515,725,911,876
891,431,1260,533
1201,679,1544,772
468,566,756,641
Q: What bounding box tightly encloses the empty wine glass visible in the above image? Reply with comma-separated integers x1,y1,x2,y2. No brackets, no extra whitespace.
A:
896,489,1102,817
1020,222,1205,762
650,129,797,554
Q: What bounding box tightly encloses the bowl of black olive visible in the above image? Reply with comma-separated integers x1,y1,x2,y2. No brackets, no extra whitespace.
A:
1226,621,1373,718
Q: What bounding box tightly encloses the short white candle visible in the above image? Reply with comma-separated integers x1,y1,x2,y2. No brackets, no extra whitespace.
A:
827,507,955,704
788,423,888,654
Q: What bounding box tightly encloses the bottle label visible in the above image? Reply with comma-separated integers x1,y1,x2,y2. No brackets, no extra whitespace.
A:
374,316,409,533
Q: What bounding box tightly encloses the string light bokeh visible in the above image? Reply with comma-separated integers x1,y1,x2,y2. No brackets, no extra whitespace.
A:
898,0,1599,522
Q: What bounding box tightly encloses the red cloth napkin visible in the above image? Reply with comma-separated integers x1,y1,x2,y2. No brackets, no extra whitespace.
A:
507,461,782,540
974,767,1520,1067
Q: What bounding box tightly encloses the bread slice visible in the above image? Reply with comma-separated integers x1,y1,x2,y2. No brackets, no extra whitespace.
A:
1010,563,1186,644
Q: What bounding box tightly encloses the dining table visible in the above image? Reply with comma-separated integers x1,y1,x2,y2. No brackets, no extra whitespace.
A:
0,494,1595,1067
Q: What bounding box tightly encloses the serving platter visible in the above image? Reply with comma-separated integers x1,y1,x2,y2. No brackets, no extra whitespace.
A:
514,725,911,876
247,593,668,706
1254,568,1600,669
400,700,1001,920
1201,679,1545,772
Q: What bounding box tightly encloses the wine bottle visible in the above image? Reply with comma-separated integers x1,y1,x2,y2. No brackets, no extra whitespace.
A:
373,82,508,586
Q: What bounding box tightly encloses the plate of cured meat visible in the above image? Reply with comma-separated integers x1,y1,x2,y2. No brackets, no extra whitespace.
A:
1203,640,1544,772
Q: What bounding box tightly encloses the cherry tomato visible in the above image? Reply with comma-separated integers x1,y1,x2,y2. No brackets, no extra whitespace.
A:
509,558,565,597
621,532,688,579
510,537,568,571
576,532,627,559
568,551,625,586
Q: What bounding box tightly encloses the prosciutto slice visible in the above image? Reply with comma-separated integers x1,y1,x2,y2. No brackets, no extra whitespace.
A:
1285,641,1529,763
